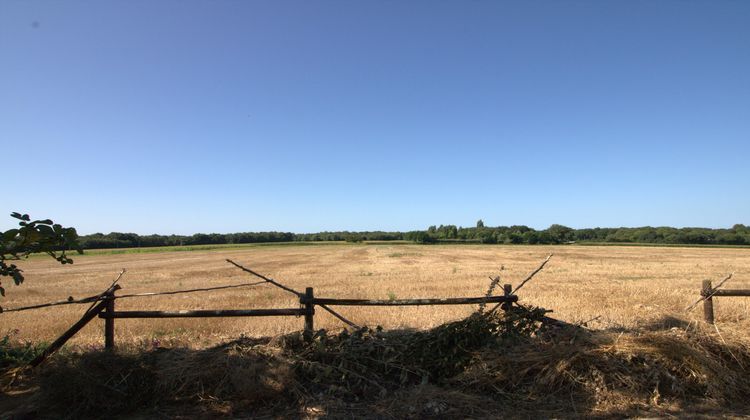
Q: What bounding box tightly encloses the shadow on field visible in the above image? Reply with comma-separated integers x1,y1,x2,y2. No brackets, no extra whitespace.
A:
4,310,750,419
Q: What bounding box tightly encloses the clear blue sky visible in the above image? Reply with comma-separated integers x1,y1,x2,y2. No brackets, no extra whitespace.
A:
1,1,748,235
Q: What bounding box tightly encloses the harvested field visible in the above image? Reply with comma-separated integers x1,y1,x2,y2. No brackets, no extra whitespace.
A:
3,244,750,418
3,244,750,347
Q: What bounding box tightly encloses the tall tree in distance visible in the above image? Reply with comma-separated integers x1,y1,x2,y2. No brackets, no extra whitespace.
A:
476,219,485,228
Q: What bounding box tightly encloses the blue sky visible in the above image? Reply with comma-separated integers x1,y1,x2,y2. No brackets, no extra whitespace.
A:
1,1,748,234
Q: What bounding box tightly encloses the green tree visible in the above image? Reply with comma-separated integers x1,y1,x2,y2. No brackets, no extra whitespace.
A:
506,232,524,244
407,231,435,244
1,212,81,309
476,219,484,228
546,224,573,243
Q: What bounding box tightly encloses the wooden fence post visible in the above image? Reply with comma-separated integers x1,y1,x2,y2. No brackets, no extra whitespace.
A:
502,284,513,331
502,284,513,310
303,287,315,342
104,291,116,350
702,280,714,324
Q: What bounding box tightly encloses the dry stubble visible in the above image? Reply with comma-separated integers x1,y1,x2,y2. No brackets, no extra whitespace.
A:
3,244,749,347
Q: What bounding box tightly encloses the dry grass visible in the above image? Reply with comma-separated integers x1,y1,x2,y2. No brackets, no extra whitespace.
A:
3,244,750,348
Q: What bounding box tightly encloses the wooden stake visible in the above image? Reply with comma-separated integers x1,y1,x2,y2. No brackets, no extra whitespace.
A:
303,287,315,342
29,300,108,367
104,292,115,350
502,284,513,311
703,280,715,324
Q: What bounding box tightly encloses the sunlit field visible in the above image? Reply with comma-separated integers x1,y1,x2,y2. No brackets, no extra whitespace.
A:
4,244,750,348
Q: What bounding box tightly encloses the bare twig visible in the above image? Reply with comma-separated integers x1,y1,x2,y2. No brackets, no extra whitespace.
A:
109,269,126,290
226,259,301,296
3,270,126,314
116,281,267,299
297,359,387,393
512,254,553,295
685,272,734,311
487,254,552,314
713,323,744,369
576,315,602,327
318,304,360,329
2,294,104,313
478,275,501,313
3,277,266,313
84,269,126,313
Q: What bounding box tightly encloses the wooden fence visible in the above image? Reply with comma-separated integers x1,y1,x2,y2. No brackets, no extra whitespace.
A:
700,279,750,324
26,283,518,367
98,285,518,348
19,256,550,367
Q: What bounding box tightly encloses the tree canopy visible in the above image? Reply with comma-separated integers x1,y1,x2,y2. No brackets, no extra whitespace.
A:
68,223,750,250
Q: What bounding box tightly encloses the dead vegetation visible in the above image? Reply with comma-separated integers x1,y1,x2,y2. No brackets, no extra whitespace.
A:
4,308,748,418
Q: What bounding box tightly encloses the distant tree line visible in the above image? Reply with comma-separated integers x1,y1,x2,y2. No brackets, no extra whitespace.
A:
403,222,750,246
76,222,750,250
78,231,401,249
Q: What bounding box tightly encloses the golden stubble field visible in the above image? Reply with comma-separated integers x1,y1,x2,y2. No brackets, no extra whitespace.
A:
3,244,750,347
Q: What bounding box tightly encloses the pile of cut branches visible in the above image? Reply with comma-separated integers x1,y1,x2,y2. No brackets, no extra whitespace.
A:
283,304,550,399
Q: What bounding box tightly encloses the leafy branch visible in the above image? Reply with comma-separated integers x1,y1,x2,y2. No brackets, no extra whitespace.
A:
0,212,82,307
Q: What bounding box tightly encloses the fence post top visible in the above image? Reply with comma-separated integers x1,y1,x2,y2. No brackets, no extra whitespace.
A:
300,287,314,303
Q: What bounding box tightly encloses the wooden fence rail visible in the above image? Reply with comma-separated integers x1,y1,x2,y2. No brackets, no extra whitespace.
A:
99,308,308,318
701,279,750,324
311,296,518,306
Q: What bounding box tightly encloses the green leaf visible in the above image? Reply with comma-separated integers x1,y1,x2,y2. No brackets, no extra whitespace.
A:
2,212,80,299
2,229,19,241
36,225,54,235
11,270,23,285
10,212,30,221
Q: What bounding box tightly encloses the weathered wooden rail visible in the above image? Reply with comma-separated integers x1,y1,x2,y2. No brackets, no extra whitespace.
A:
99,308,307,318
701,279,750,324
